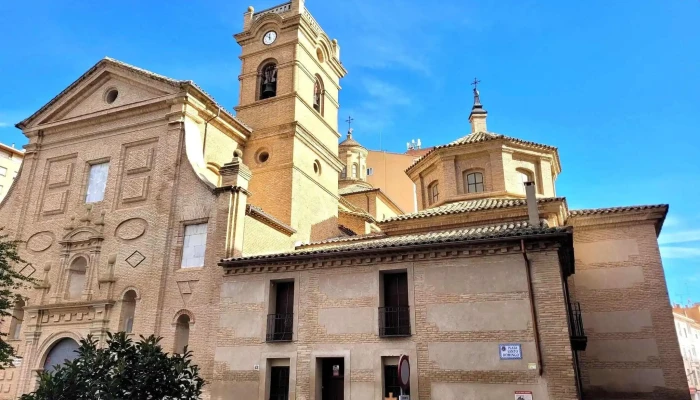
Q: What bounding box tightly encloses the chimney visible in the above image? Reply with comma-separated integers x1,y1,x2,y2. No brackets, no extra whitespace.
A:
524,181,539,227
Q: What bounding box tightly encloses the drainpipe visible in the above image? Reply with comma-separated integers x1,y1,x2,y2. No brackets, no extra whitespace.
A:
202,106,221,157
522,239,544,376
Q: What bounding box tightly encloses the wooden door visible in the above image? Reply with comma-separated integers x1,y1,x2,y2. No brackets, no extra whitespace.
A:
321,358,344,400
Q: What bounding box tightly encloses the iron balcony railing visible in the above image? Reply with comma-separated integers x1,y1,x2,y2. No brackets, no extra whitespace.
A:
266,313,293,342
379,306,411,337
569,302,588,351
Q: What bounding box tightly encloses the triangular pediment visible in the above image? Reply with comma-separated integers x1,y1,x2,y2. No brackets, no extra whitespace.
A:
19,58,183,129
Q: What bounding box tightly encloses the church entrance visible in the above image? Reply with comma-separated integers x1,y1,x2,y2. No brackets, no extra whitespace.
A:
320,358,344,400
43,338,80,373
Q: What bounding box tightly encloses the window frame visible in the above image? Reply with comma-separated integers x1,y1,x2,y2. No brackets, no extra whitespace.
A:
258,61,278,101
428,181,439,205
179,220,209,269
85,160,110,204
464,171,485,194
313,75,324,115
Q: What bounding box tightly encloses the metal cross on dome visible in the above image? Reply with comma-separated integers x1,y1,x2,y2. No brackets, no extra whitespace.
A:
471,77,481,89
345,115,354,132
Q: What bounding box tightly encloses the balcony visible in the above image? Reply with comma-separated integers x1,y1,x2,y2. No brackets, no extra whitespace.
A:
266,313,293,342
569,302,587,351
379,306,411,337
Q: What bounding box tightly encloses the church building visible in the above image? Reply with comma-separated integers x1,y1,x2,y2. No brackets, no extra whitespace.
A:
0,0,688,399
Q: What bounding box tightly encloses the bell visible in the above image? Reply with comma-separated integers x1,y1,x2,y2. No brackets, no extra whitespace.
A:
262,82,276,99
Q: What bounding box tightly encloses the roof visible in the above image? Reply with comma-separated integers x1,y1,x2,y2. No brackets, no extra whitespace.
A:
220,221,571,265
568,204,668,217
381,197,566,223
406,131,558,173
0,142,24,157
246,204,296,235
16,57,251,132
339,184,377,196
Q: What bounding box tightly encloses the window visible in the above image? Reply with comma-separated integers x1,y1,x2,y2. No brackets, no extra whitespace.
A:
9,299,24,340
379,271,410,337
85,162,109,203
464,171,484,193
181,223,208,268
313,76,324,114
367,167,374,176
517,168,534,192
269,364,290,400
383,361,410,398
267,281,294,342
0,166,6,177
313,160,322,175
428,181,439,205
174,314,190,354
259,62,278,100
120,290,137,333
352,164,358,178
340,166,346,179
67,257,87,299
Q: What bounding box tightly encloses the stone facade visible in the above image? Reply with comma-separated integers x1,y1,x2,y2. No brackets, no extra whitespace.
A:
0,0,688,399
0,142,23,203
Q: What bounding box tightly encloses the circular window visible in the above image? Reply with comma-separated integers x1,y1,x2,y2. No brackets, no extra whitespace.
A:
316,48,325,63
104,89,119,104
256,150,270,164
313,160,321,175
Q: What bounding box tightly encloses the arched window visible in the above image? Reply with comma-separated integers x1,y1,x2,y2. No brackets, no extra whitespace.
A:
120,290,137,333
313,76,324,114
43,338,80,373
9,299,24,340
428,181,439,205
464,171,484,193
352,164,358,178
66,257,87,299
340,166,347,178
259,62,278,100
174,314,191,354
517,168,534,192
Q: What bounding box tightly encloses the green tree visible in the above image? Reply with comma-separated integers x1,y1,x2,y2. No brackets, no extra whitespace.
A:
21,332,205,400
0,231,34,368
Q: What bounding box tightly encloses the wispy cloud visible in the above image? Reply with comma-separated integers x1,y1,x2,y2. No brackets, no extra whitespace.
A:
361,78,412,107
0,122,9,128
661,246,700,259
659,229,700,245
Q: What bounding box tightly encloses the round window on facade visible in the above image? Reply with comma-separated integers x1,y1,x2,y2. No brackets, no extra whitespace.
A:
316,48,325,63
104,89,119,104
256,149,270,164
313,160,321,175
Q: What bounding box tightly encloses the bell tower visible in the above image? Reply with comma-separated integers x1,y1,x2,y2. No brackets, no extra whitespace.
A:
234,0,348,242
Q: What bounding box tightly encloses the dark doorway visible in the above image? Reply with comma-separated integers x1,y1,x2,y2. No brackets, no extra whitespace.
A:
43,338,80,373
321,358,344,400
269,366,290,400
380,272,410,336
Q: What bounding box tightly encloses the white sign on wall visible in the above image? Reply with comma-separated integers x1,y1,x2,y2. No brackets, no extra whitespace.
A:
499,344,522,360
515,391,533,400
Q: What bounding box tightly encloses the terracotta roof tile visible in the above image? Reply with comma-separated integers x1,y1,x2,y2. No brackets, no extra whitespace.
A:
381,197,565,223
406,131,557,173
221,221,570,264
569,204,668,217
338,184,377,196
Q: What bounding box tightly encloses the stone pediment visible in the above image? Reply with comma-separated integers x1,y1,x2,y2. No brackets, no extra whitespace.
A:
17,58,181,130
60,226,103,247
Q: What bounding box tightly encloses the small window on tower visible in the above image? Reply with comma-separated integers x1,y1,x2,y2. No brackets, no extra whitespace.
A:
313,76,324,115
428,181,439,205
352,164,358,178
259,62,278,100
464,171,484,193
367,167,374,176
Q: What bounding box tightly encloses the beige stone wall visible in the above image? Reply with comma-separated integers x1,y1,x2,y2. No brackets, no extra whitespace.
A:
0,144,23,203
242,216,295,256
212,247,578,399
366,150,416,214
570,221,688,399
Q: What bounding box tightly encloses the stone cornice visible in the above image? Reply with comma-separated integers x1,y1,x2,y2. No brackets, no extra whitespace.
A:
25,300,114,311
213,185,252,197
567,207,667,236
246,205,296,236
221,238,564,274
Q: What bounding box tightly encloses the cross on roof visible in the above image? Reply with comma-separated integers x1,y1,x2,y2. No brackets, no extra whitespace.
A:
471,77,481,90
345,115,354,131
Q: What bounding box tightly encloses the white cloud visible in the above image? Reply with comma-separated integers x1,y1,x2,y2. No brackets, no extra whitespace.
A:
361,78,412,107
659,230,700,245
660,246,700,259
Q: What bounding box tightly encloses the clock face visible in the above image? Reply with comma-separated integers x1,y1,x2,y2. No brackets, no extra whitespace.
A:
263,31,277,45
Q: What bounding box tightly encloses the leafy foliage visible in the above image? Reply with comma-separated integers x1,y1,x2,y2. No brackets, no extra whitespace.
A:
21,332,204,400
0,231,34,369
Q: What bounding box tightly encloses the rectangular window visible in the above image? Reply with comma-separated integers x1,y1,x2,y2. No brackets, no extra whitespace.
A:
267,281,294,341
85,162,109,203
181,223,208,268
0,166,6,177
379,271,410,337
367,167,374,176
383,363,410,398
269,366,290,400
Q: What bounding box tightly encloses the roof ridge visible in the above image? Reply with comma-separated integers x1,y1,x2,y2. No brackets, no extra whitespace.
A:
569,204,668,216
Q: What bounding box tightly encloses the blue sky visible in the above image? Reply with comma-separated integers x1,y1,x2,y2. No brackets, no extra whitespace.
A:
1,1,699,302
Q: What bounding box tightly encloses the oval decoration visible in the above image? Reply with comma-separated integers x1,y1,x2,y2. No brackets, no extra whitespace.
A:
115,218,148,240
26,231,55,252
